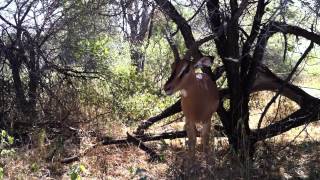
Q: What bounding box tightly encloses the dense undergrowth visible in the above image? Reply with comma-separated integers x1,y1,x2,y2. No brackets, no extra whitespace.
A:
1,83,319,179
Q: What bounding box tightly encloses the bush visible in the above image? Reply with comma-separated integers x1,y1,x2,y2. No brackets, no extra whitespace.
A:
76,34,177,125
0,130,14,157
79,64,175,125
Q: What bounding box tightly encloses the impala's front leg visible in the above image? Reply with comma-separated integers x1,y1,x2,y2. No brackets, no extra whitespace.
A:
186,119,196,159
201,120,211,154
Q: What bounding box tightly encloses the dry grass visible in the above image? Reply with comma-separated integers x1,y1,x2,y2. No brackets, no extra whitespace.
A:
1,123,319,179
1,91,319,179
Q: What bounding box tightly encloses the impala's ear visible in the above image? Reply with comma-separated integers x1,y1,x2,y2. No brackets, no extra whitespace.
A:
194,56,213,68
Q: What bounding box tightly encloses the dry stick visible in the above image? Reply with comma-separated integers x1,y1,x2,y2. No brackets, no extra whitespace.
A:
101,131,200,145
60,132,174,164
61,155,80,164
257,42,314,129
126,132,161,161
61,130,225,164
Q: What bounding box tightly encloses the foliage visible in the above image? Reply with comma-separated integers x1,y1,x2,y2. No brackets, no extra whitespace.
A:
79,62,176,124
30,162,40,173
68,164,86,180
0,130,14,157
76,34,177,124
0,130,15,180
75,36,111,71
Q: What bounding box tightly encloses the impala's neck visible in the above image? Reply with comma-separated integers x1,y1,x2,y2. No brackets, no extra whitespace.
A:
180,70,205,97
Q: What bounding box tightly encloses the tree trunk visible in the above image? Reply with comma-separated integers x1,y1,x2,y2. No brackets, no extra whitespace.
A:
8,48,38,122
130,43,145,72
125,0,153,73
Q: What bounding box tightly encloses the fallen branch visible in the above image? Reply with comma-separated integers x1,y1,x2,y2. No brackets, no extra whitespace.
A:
61,129,226,164
134,101,181,135
126,132,161,161
61,155,80,164
102,130,187,146
61,131,172,164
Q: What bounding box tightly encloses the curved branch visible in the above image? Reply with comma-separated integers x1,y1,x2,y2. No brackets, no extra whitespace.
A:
135,100,181,134
0,0,13,10
272,22,320,45
154,0,200,58
257,42,314,129
253,21,320,63
250,64,320,141
252,65,317,107
251,105,320,142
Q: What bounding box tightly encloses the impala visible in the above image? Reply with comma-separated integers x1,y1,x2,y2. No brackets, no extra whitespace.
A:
164,56,219,158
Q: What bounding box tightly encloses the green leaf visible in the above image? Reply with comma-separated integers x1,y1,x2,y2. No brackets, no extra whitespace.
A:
70,172,79,180
7,136,14,145
0,167,3,179
79,164,86,172
30,163,39,173
1,130,6,137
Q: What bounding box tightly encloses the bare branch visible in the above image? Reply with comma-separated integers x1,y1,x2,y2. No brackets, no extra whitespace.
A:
19,1,35,25
242,0,266,55
163,30,180,61
154,0,201,58
257,42,314,129
272,22,320,45
186,0,206,22
253,21,320,63
0,0,13,10
252,106,320,142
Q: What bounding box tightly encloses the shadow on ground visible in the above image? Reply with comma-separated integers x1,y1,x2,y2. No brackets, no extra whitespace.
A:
165,140,320,179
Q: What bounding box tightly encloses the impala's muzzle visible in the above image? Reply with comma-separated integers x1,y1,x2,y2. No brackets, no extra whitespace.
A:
164,70,176,95
164,59,191,96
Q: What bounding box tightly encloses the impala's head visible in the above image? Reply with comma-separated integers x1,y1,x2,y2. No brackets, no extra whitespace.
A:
164,56,213,95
